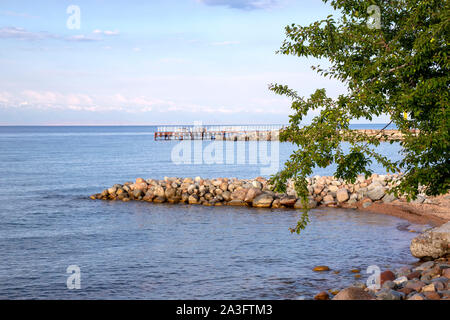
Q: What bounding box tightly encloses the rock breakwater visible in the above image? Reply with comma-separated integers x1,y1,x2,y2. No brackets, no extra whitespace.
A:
90,173,432,210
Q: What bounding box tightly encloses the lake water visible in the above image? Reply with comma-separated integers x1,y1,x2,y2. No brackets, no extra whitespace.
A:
0,125,423,299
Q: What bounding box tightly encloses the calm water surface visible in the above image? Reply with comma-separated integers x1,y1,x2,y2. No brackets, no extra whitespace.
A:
0,126,423,299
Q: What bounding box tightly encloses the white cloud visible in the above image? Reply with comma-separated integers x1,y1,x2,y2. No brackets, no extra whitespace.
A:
0,10,38,18
0,27,118,43
93,29,119,36
199,0,282,10
67,34,100,42
103,30,119,36
0,90,290,115
210,40,240,46
0,27,55,40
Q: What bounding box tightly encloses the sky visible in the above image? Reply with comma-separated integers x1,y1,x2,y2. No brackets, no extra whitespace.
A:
0,0,390,125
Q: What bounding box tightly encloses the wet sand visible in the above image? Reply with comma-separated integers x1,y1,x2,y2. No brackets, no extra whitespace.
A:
352,194,450,227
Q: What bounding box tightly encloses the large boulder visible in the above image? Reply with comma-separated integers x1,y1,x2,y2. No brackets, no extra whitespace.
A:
222,191,232,202
188,194,199,204
154,186,165,198
252,193,274,208
366,186,386,201
231,188,248,201
410,222,450,259
382,193,397,203
279,196,297,207
322,194,335,205
244,187,263,202
332,287,374,300
336,188,349,202
294,197,318,209
328,185,339,193
134,182,148,190
164,187,176,199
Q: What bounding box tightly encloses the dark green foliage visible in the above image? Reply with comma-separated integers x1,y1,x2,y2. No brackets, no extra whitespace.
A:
270,0,449,233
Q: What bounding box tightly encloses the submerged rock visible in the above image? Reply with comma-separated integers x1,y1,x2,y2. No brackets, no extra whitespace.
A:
314,291,329,300
313,266,330,272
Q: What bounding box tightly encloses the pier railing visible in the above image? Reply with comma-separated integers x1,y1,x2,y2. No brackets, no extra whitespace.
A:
156,124,285,132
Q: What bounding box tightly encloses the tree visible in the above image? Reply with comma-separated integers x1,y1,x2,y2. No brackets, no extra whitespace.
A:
269,0,449,233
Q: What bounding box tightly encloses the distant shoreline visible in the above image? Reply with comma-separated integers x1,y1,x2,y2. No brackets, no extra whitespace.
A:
0,123,393,127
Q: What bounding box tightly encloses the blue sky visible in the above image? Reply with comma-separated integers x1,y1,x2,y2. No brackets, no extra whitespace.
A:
0,0,388,125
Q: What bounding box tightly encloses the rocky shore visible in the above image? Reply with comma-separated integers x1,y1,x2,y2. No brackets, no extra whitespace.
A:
90,173,437,215
312,221,450,300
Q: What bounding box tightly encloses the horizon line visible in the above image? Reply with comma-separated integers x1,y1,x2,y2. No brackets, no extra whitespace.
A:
0,123,393,127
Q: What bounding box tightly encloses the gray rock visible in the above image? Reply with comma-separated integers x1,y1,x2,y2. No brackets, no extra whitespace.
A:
393,276,408,286
420,274,432,282
431,277,448,284
395,266,411,277
244,187,263,202
332,287,374,300
412,195,426,204
294,197,318,209
382,280,396,289
408,293,425,300
362,201,372,208
414,261,435,271
410,222,450,259
438,290,450,297
376,288,405,300
366,186,386,201
382,193,397,203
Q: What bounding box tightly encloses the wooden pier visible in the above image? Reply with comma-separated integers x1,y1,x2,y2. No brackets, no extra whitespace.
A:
154,125,284,141
154,125,409,142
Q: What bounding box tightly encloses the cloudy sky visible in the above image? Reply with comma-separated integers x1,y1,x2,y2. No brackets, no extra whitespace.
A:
0,0,385,125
